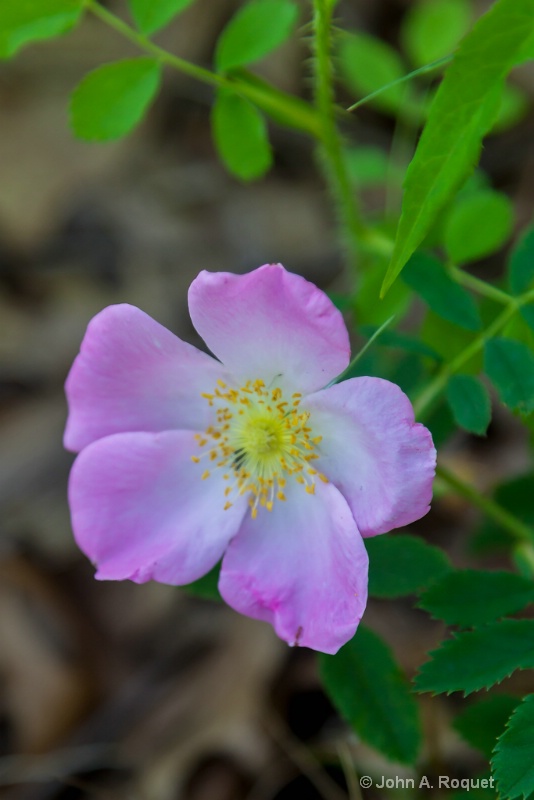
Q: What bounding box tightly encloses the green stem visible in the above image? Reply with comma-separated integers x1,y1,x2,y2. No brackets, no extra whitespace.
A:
86,0,225,87
436,463,534,546
447,264,512,305
413,287,534,419
311,0,369,273
85,0,321,138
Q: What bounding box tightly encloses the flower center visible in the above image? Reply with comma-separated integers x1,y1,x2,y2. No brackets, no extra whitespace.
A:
192,379,327,517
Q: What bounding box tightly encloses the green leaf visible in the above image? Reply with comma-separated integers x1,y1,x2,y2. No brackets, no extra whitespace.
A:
419,570,534,627
70,58,161,141
509,226,534,331
211,90,272,180
446,375,491,435
444,190,514,264
0,0,82,58
129,0,195,36
455,695,520,758
338,32,408,115
382,0,534,295
484,337,534,414
401,0,472,68
319,626,421,764
415,620,534,695
493,694,534,800
183,563,221,601
215,0,298,72
402,252,481,331
366,535,452,599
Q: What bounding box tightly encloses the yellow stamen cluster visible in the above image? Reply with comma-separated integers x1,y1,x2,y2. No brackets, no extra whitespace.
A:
192,378,327,518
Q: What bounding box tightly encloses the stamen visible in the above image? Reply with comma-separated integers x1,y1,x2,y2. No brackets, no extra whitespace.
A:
195,379,326,518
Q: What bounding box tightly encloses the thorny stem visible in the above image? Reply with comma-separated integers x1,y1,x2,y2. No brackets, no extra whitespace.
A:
311,0,372,275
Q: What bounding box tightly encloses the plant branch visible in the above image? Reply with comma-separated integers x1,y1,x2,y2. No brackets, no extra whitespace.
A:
413,287,534,419
85,0,321,137
447,264,513,305
86,0,225,87
436,463,534,546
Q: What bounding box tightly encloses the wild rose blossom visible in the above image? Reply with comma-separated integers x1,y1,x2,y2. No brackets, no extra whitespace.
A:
64,264,436,654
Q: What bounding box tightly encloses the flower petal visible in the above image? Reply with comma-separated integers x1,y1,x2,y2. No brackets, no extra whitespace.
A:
305,377,436,536
219,481,368,654
188,264,350,393
69,430,247,585
64,304,230,452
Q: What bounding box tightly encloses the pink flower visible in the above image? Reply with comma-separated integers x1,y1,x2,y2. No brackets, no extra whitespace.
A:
64,264,436,654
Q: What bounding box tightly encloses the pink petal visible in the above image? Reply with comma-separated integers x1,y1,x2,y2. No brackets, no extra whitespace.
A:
188,264,350,394
69,430,247,585
64,304,230,452
305,377,436,537
219,481,368,654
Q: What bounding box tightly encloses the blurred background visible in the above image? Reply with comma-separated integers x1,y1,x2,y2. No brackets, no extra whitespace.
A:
1,0,533,797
